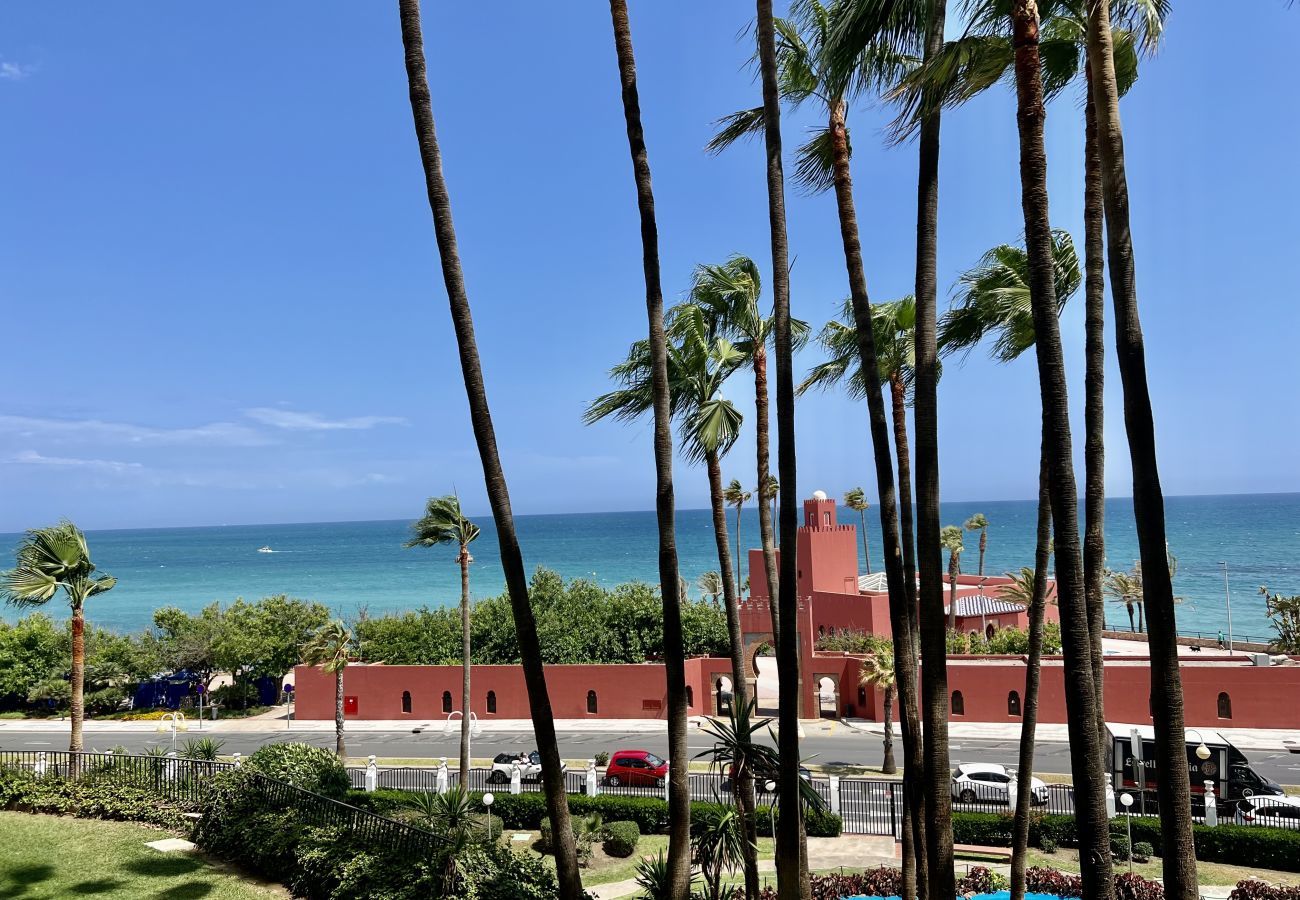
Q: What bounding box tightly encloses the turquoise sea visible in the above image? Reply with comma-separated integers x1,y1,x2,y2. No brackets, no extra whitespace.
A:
1,493,1297,638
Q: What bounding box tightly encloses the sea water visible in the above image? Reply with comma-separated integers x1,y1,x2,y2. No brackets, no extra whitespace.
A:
1,493,1295,635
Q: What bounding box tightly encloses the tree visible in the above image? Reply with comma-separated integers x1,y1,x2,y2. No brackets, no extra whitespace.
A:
962,514,988,576
842,488,872,574
405,495,481,777
0,522,116,756
1261,586,1300,653
698,571,724,605
724,479,752,587
858,651,896,774
940,525,964,631
1105,567,1143,632
605,3,690,892
301,620,355,760
395,2,582,893
1006,2,1113,896
1087,1,1196,893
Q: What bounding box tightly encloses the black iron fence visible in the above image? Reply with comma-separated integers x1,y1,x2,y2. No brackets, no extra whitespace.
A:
0,749,232,806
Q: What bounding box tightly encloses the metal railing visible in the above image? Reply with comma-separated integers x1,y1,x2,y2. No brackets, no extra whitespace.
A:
0,749,233,806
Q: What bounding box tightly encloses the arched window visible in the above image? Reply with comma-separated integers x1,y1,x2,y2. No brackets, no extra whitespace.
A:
951,690,965,716
823,512,831,526
686,686,694,708
487,690,497,714
401,690,412,714
986,623,996,641
1008,691,1022,717
1217,692,1232,719
441,691,452,713
587,690,598,715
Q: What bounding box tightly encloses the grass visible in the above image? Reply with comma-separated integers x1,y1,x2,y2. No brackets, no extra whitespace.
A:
507,830,776,886
0,812,285,899
1025,848,1300,888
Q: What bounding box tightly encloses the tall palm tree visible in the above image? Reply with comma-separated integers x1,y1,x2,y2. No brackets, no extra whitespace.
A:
1006,2,1113,896
1106,567,1143,632
395,3,582,893
605,3,689,891
858,651,896,774
940,525,964,631
1087,2,1196,894
404,495,480,776
724,479,751,586
0,522,116,757
698,571,724,606
585,311,760,898
301,620,355,760
964,514,989,576
842,488,872,574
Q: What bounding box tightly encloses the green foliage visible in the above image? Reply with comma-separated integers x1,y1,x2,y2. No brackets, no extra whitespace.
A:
0,767,188,829
1132,840,1153,862
1112,833,1131,861
603,820,640,858
1261,586,1300,652
246,742,350,798
634,850,678,900
814,627,892,655
181,736,225,760
594,751,610,767
945,623,1062,655
358,568,729,665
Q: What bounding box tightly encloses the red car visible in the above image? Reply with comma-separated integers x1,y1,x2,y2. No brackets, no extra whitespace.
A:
604,750,668,787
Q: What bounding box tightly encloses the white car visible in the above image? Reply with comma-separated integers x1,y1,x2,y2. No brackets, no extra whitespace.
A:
951,763,1049,806
1235,795,1300,828
488,751,565,783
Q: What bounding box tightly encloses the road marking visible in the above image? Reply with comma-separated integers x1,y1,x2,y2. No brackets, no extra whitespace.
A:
24,741,51,746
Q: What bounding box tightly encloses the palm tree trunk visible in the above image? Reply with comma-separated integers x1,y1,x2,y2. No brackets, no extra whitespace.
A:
459,549,472,778
978,529,987,576
881,685,896,775
708,451,760,899
947,558,959,632
335,668,346,760
395,4,582,894
1126,601,1135,633
734,502,744,590
70,604,85,757
1087,6,1196,889
755,2,809,896
1138,602,1144,634
1008,5,1113,899
913,2,953,895
606,4,689,894
1011,448,1051,900
755,346,782,654
860,510,871,574
1082,60,1108,744
888,374,927,900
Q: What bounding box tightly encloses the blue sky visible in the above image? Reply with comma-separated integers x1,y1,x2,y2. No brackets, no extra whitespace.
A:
1,3,1296,532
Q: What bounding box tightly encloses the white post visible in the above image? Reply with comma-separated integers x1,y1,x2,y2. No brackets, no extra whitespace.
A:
1105,773,1116,819
232,752,242,768
436,757,449,795
1008,772,1018,810
663,771,670,802
829,775,841,816
1221,562,1235,654
1205,780,1218,827
365,754,378,793
35,751,47,777
586,760,598,798
510,763,522,795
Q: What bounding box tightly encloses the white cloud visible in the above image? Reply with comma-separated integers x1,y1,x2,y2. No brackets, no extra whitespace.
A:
244,408,406,431
0,60,35,81
7,450,143,473
0,415,270,447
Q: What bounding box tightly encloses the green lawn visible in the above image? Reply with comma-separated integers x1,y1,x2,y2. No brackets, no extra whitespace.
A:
0,812,285,899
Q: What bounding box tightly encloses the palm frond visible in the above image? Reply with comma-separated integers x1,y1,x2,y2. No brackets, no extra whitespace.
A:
706,107,765,156
792,125,840,195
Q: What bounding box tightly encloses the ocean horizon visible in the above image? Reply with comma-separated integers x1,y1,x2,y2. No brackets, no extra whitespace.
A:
2,491,1297,639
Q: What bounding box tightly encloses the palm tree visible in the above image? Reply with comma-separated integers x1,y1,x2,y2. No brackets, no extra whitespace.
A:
1088,2,1196,894
605,3,689,891
1005,3,1113,896
724,479,751,585
698,571,724,606
301,620,355,760
395,3,582,893
858,651,897,774
405,495,480,777
0,522,116,757
1106,567,1143,632
964,514,989,576
940,525,964,631
842,488,872,574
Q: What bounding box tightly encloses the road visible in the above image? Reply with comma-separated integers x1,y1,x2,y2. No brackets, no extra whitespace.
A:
5,726,1299,785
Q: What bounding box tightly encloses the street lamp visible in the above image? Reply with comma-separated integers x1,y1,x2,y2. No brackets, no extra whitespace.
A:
765,780,777,848
283,683,294,731
444,711,481,783
157,712,188,753
1119,792,1134,874
1186,728,1212,761
482,792,495,841
194,683,205,730
1219,562,1235,654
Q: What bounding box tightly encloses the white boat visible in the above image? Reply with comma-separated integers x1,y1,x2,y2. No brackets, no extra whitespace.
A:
257,546,273,553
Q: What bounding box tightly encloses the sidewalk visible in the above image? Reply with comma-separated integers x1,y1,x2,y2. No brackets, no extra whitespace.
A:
0,714,717,735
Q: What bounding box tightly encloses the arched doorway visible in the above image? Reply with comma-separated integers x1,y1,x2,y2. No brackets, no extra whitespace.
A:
745,634,777,716
817,675,839,720
715,676,734,716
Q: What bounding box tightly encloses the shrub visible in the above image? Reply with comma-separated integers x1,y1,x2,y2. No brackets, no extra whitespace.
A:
1112,834,1132,861
1132,840,1153,863
0,767,188,829
604,820,640,858
1040,835,1059,854
1230,880,1300,900
594,751,610,768
245,742,349,798
956,866,1006,895
1114,872,1165,900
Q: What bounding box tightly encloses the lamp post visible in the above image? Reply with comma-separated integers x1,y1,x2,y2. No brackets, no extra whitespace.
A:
1219,562,1235,654
1119,792,1134,874
283,683,294,731
157,712,188,754
482,792,495,842
765,778,777,874
444,710,480,785
195,683,205,730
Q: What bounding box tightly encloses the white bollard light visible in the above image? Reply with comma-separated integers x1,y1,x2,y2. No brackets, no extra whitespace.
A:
1105,773,1116,819
1204,780,1218,827
436,757,449,795
232,752,242,768
510,763,522,795
365,754,378,793
829,775,841,816
586,759,599,798
35,751,47,777
663,770,670,802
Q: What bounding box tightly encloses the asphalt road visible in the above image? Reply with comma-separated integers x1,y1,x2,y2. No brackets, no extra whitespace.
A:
6,727,1299,785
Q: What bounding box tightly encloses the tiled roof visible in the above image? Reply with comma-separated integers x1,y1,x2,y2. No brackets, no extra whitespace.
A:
947,594,1027,618
857,572,889,592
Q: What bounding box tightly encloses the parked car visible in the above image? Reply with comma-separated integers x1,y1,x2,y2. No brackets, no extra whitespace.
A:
605,750,669,787
488,751,564,783
1235,795,1300,828
951,762,1048,805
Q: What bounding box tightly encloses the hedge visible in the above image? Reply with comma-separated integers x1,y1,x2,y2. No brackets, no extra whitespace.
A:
0,768,189,830
603,820,640,858
952,811,1300,873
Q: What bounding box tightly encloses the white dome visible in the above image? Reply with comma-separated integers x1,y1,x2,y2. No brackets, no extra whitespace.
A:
812,490,828,501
